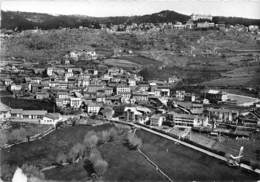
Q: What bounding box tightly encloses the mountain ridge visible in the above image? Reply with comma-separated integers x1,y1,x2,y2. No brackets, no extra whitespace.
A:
1,10,260,31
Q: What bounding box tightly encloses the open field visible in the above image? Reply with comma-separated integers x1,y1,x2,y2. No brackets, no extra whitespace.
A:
2,28,260,87
140,64,221,82
0,124,165,181
117,55,160,66
99,138,164,181
44,141,164,182
202,65,260,87
136,129,259,181
0,124,113,181
103,58,140,68
2,122,259,181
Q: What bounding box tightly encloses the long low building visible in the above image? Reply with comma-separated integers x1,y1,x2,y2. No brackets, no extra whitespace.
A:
10,109,47,119
167,111,206,128
206,107,241,123
8,109,62,126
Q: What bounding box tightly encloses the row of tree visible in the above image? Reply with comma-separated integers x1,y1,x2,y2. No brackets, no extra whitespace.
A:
55,127,118,177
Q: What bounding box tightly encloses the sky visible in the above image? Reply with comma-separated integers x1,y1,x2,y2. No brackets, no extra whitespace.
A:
1,0,260,19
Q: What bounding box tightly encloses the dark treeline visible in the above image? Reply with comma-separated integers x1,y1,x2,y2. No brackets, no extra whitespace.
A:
1,10,260,31
213,16,260,26
1,11,101,31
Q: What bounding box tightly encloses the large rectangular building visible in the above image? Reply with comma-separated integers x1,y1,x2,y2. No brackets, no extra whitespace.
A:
167,111,202,128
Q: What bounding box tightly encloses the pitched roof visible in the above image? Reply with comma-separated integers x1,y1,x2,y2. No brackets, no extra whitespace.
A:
22,110,47,115
11,109,47,115
45,113,61,120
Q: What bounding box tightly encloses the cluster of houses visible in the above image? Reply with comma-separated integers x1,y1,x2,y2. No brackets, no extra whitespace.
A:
0,107,62,126
123,88,260,132
1,53,260,134
101,13,259,33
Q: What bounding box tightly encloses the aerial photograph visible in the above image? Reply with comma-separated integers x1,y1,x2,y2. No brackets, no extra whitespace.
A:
0,0,260,181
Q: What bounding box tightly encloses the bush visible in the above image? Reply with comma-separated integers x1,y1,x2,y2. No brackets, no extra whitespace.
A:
99,130,110,144
56,152,67,164
89,148,102,164
87,148,108,177
0,130,7,146
108,127,118,141
98,128,118,144
126,133,142,150
7,128,27,143
68,143,85,162
83,131,99,149
93,159,108,176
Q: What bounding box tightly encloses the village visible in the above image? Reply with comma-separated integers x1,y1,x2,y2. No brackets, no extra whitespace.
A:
1,9,260,181
1,43,260,145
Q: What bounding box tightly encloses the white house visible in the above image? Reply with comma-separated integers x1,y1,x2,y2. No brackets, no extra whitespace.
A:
4,78,13,86
124,106,151,124
46,67,54,76
86,102,101,115
128,78,136,87
9,84,22,91
70,97,82,108
40,113,62,126
0,102,10,122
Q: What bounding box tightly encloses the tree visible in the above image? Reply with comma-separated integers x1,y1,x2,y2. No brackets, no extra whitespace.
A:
99,130,110,144
108,127,118,141
100,107,114,119
93,159,108,176
83,131,99,149
68,143,85,162
89,148,102,164
126,133,142,149
56,152,67,164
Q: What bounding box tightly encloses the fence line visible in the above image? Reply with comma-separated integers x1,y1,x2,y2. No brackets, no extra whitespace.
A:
137,148,174,182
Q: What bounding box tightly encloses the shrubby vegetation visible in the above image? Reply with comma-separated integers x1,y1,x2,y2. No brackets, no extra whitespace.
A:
7,128,28,143
0,124,50,147
55,152,67,164
125,132,142,150
93,158,108,176
54,127,120,177
21,163,45,179
0,130,8,146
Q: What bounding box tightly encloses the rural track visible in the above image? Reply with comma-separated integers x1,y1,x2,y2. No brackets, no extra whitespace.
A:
137,147,174,182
